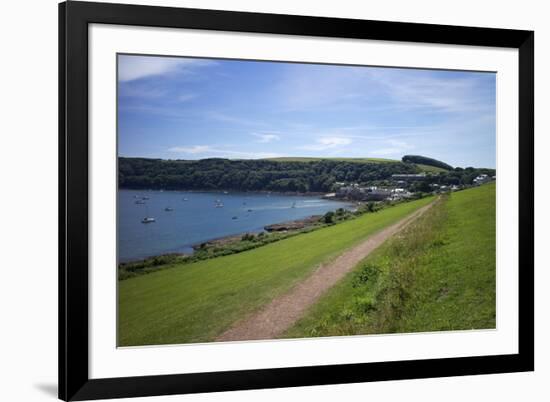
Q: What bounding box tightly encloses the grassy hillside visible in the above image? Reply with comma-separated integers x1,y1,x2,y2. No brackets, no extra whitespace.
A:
284,183,496,338
264,157,399,164
402,154,453,171
118,196,433,346
416,163,448,173
265,157,447,173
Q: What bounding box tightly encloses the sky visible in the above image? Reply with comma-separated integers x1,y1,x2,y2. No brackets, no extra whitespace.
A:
118,54,496,168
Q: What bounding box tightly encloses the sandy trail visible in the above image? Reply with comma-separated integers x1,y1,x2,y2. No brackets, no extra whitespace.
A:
216,200,436,342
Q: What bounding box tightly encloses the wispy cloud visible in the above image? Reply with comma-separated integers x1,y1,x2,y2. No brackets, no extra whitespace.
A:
118,85,169,99
371,139,413,156
178,93,197,102
299,136,352,151
277,65,369,112
167,145,211,154
118,55,215,82
365,68,494,114
167,145,281,159
276,64,494,116
118,55,496,167
207,112,268,128
252,133,281,143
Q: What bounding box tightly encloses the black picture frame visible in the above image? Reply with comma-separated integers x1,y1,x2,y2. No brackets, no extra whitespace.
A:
59,1,534,400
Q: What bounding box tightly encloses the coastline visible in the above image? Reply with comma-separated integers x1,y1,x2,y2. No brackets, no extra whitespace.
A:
117,189,435,279
191,215,323,250
119,189,357,265
119,186,335,198
119,212,329,267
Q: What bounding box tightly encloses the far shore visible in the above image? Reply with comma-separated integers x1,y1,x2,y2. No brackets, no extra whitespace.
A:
119,187,333,198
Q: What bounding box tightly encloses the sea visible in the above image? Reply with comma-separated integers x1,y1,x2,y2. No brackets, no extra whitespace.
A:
118,189,353,262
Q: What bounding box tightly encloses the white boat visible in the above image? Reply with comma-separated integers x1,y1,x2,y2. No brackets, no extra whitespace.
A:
135,200,145,204
141,205,155,223
164,207,173,212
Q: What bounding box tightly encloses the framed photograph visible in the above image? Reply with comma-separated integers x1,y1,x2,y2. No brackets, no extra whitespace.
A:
59,1,534,400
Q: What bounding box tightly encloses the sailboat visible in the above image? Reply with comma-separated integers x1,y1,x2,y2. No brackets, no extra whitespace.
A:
291,202,296,208
141,204,155,223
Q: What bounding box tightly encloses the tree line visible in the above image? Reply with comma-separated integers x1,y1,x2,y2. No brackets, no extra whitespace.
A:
119,157,495,193
119,157,418,192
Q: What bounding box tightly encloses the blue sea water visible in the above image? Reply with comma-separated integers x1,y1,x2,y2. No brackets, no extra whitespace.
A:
118,189,353,262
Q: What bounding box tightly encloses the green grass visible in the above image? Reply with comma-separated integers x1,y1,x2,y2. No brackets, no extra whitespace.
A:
264,157,449,173
118,196,433,346
263,157,399,164
416,163,449,173
284,183,495,338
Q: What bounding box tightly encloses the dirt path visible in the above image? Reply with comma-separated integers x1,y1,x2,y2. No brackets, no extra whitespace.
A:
216,200,436,342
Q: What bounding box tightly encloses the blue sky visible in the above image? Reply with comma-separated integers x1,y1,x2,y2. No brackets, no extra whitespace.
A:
118,54,496,168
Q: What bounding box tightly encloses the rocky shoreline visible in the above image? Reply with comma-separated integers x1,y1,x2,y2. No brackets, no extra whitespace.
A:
191,214,323,250
263,215,322,232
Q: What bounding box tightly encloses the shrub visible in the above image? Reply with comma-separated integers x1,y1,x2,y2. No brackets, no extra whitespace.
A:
241,233,255,242
352,263,381,288
354,296,376,313
366,202,376,212
323,211,335,224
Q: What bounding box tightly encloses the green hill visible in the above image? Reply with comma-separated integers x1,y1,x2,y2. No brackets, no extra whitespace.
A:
402,154,453,171
415,164,448,173
264,157,399,164
118,157,420,192
284,183,496,338
266,157,449,173
119,155,486,192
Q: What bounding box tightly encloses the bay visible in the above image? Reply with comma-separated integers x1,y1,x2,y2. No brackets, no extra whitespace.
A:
118,189,353,262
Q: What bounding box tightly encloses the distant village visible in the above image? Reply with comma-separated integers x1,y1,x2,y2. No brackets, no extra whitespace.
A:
325,173,495,202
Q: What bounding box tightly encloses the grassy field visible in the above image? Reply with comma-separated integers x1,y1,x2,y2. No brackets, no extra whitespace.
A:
264,157,449,173
284,183,495,338
118,196,433,346
264,157,399,164
416,163,449,173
